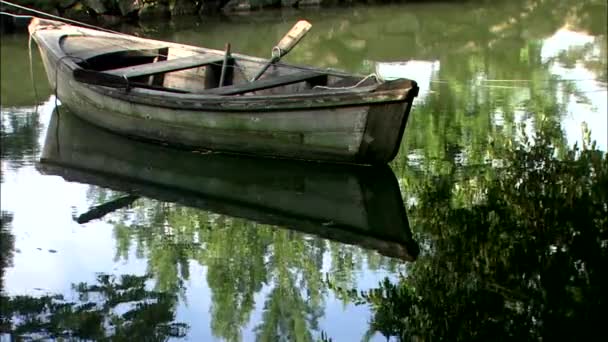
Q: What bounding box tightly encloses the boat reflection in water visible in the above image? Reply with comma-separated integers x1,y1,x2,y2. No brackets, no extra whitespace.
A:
37,109,419,261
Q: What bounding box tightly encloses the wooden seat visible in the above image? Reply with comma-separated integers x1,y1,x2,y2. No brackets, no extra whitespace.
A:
61,35,167,61
205,71,327,95
104,54,226,79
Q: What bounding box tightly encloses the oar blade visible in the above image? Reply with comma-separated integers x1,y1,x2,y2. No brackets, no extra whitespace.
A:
276,20,312,57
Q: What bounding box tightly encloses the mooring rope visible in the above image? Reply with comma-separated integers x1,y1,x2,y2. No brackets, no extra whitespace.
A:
0,11,31,18
2,9,42,110
27,31,40,111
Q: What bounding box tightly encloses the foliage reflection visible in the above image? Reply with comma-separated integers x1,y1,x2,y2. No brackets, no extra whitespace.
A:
344,122,607,341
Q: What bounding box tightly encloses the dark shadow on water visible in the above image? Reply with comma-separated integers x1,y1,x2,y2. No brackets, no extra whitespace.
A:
36,108,419,262
339,121,608,341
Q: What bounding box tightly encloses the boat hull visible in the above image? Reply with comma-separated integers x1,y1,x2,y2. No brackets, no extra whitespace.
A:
31,18,416,164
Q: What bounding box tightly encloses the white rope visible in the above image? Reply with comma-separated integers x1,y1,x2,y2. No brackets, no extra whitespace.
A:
0,11,32,18
271,46,283,59
28,28,40,111
313,73,383,90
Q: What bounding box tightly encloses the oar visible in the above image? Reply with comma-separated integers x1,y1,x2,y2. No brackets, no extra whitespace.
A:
251,20,312,82
219,43,231,87
75,195,139,224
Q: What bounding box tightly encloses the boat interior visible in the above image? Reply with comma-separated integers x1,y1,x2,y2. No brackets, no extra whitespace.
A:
61,35,378,95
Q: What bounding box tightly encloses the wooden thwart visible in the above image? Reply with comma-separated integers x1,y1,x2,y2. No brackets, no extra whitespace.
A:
105,54,226,79
73,68,190,93
66,42,165,61
206,71,327,95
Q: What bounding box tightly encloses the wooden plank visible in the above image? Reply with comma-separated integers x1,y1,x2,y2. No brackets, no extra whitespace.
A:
151,47,169,86
74,68,128,88
73,68,190,93
105,54,225,78
205,71,327,95
62,37,164,60
105,85,407,111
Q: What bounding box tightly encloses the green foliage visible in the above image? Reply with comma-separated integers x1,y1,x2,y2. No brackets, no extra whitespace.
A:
358,122,607,341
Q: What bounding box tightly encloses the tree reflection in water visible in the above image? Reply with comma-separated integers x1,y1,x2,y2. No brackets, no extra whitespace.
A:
0,273,188,340
342,122,607,341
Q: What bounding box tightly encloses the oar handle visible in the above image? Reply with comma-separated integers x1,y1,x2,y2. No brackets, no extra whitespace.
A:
275,20,312,57
251,20,312,82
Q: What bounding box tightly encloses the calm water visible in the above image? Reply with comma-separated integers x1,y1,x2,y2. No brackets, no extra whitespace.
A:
1,1,607,340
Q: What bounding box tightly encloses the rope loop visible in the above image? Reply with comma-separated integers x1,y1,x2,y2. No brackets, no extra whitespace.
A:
313,73,383,90
271,46,283,59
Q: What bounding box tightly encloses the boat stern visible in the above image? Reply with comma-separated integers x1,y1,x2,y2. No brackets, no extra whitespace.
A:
356,79,419,164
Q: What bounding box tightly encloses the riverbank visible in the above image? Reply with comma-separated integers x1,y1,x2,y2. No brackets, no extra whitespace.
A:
0,0,377,31
0,1,186,32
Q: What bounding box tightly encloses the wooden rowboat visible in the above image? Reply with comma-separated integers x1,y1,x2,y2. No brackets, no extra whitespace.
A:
29,18,418,165
37,109,419,261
